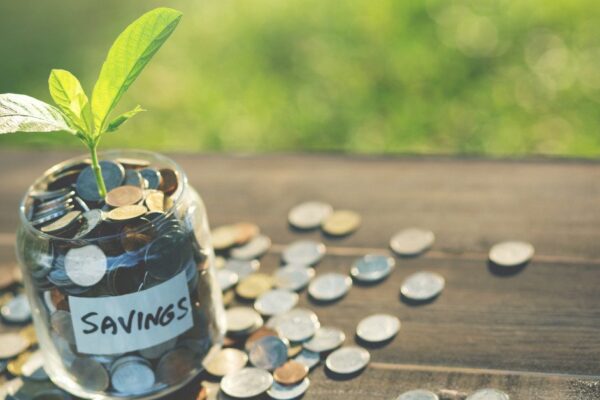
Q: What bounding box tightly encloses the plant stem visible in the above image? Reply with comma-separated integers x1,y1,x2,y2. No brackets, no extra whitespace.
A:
89,142,107,199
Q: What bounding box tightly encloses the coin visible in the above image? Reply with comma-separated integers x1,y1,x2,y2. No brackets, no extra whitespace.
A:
40,210,81,235
0,333,30,359
69,357,110,392
236,273,274,299
233,222,260,245
308,273,352,302
30,187,73,202
489,241,534,267
144,234,184,280
287,344,303,358
156,348,198,385
72,209,104,239
325,346,370,375
356,314,400,343
220,367,273,399
211,225,239,250
139,338,178,360
216,269,239,292
145,190,165,212
123,169,144,187
110,356,156,394
64,245,107,287
31,206,72,227
397,389,440,400
107,204,148,221
274,265,315,291
222,290,235,307
273,360,309,386
350,255,395,283
267,308,320,342
7,351,39,377
282,240,326,266
288,201,333,230
401,271,445,301
73,196,90,212
121,220,155,253
254,289,299,316
231,234,271,260
158,168,179,195
203,348,248,377
267,378,310,400
116,158,151,169
248,335,288,370
293,349,320,370
390,228,435,256
19,351,48,381
224,259,260,279
50,310,76,344
76,161,125,202
225,307,263,334
303,327,345,353
322,210,361,236
245,327,279,352
19,325,38,346
140,168,162,190
47,170,80,191
466,389,510,400
1,293,32,324
105,185,144,208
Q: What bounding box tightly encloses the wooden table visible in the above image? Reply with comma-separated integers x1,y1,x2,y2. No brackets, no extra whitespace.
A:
1,150,599,399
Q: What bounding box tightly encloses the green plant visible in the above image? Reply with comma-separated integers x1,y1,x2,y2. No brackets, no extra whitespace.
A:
0,7,182,198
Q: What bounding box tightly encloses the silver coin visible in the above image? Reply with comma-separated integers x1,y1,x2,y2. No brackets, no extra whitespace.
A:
288,201,333,229
140,168,161,190
325,346,370,375
0,293,31,323
397,389,439,400
69,357,110,392
225,259,260,279
31,206,71,227
248,336,289,370
293,349,320,370
466,388,510,400
156,348,198,385
221,367,274,398
303,327,345,353
76,161,125,202
267,378,311,400
50,310,76,345
30,187,74,201
282,240,326,266
390,228,435,256
401,271,445,301
64,245,107,287
489,241,534,267
267,308,320,342
308,273,352,301
217,269,239,292
350,255,395,283
231,235,272,260
139,337,178,360
124,169,143,187
110,356,155,394
357,314,401,343
274,264,315,291
226,307,264,334
0,333,30,359
254,289,299,316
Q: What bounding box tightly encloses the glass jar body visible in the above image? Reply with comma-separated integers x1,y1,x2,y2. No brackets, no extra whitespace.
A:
15,150,225,400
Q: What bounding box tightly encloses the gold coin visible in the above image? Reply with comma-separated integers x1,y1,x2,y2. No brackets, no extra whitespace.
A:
19,325,37,345
105,185,144,208
235,273,274,299
7,350,34,376
198,381,220,400
214,256,227,270
273,360,309,385
234,223,260,245
287,344,303,358
211,225,239,250
222,290,235,306
40,210,81,234
164,195,174,211
107,205,148,221
322,210,361,236
145,190,165,212
203,348,248,377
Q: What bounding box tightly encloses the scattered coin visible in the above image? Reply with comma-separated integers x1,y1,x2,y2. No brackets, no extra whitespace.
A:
322,210,361,236
390,228,435,256
245,327,279,352
282,240,326,266
231,234,271,260
105,185,144,208
1,293,32,324
236,273,274,299
40,211,81,235
287,344,303,358
254,289,299,316
233,223,260,245
268,308,320,342
64,245,107,287
267,378,311,400
356,314,400,343
0,333,30,359
489,241,534,267
350,255,395,283
220,367,274,398
401,271,445,302
225,259,260,279
145,190,165,212
325,346,370,375
248,335,289,370
288,201,333,230
466,389,510,400
107,204,148,221
308,273,352,302
274,265,315,292
217,269,239,292
203,348,248,377
303,327,345,353
397,389,440,400
293,349,320,370
69,357,110,392
75,161,125,202
225,307,263,334
273,360,309,386
211,225,239,250
110,356,155,394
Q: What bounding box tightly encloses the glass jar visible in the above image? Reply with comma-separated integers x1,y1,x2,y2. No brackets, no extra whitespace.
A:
15,150,226,399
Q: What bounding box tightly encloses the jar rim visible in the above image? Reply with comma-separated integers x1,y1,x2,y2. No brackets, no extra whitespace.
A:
18,149,188,243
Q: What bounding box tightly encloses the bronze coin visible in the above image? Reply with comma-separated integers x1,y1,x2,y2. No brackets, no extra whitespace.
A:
107,205,147,221
235,273,273,299
105,185,144,208
234,223,260,245
273,360,308,385
158,168,179,195
244,327,279,352
145,190,165,212
40,210,82,234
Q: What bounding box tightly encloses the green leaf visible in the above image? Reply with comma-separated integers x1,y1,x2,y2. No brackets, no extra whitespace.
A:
0,93,75,134
91,7,182,132
105,105,145,133
48,69,93,134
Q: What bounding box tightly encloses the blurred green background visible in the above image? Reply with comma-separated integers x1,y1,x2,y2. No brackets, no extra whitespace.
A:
1,0,599,156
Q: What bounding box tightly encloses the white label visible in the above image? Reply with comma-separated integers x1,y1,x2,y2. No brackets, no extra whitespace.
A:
69,271,193,355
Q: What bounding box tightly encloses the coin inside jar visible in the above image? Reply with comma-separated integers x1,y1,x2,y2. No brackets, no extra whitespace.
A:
158,168,178,195
69,357,110,392
110,355,156,394
144,190,165,212
76,161,125,202
40,210,81,235
105,185,144,208
64,245,107,287
107,205,148,221
273,360,308,386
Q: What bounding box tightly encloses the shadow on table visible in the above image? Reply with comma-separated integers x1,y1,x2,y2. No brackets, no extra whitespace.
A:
487,260,529,277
